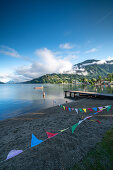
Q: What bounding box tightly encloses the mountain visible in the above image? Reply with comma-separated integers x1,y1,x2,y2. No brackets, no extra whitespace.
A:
71,59,113,77
24,59,113,84
24,73,81,84
6,81,16,84
0,81,5,84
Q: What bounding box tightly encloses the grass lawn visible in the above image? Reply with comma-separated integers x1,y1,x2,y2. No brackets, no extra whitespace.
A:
70,127,113,170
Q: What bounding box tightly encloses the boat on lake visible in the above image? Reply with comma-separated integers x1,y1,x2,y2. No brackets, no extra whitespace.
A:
34,86,43,90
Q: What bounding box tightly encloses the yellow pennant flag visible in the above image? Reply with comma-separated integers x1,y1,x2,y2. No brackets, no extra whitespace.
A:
83,108,86,112
59,128,69,132
63,106,65,110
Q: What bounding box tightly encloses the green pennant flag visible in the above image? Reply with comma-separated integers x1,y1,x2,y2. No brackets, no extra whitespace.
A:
107,105,112,112
72,123,78,134
79,108,82,112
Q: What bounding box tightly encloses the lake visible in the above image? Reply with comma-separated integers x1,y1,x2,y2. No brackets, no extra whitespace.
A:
0,83,113,120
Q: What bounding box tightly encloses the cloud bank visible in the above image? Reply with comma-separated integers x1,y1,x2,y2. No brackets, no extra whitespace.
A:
14,48,72,82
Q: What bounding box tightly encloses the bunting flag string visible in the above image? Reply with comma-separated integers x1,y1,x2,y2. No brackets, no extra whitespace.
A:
0,104,112,164
59,104,112,114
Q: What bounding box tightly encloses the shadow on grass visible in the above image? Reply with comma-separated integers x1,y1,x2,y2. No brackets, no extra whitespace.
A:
69,127,113,170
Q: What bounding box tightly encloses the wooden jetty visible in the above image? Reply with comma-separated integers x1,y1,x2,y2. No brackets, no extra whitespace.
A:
64,90,113,99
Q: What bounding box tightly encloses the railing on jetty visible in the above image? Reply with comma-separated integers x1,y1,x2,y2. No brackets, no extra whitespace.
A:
64,90,113,99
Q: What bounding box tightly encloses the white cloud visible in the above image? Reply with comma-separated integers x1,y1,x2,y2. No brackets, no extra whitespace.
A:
0,46,22,58
85,48,97,54
106,56,113,61
59,43,74,49
0,72,30,83
14,48,72,82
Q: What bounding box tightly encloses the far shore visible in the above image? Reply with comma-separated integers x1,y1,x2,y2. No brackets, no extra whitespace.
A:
0,98,113,169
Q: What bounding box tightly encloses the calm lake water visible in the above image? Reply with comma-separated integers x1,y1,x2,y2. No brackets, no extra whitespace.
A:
0,83,113,120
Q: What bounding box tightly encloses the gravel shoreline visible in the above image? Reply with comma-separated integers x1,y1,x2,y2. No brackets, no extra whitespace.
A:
0,98,113,170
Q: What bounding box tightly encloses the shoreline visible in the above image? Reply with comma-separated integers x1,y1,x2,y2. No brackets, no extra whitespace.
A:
0,98,113,169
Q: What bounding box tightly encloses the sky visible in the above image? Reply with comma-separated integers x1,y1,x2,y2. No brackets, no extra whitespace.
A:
0,0,113,82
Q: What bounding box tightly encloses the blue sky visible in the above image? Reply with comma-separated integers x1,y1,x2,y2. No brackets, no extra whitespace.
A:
0,0,113,82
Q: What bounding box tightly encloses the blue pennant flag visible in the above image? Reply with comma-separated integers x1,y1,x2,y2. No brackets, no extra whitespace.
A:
92,107,97,111
68,108,71,111
31,134,43,148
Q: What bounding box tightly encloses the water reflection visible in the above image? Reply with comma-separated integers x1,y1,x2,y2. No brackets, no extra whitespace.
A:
0,83,113,120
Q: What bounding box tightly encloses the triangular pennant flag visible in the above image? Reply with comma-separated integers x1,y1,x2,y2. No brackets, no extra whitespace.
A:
83,108,86,112
98,107,103,110
79,108,82,112
72,108,74,111
88,108,93,111
58,104,60,106
92,107,97,111
66,107,68,111
46,132,58,138
59,128,69,132
72,123,78,134
6,150,23,160
82,115,92,120
63,106,65,110
75,108,78,114
96,120,101,123
107,105,112,112
78,120,83,125
31,134,43,148
68,108,71,111
105,105,109,108
84,116,92,120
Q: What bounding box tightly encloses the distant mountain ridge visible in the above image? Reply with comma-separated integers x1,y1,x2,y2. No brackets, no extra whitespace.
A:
71,59,113,77
25,59,113,83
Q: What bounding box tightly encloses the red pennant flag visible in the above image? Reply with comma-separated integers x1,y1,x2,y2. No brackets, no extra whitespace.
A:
88,108,93,111
96,120,101,123
46,132,58,138
66,107,68,111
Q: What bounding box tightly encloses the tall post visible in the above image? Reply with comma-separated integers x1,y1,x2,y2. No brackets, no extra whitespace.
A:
65,91,67,97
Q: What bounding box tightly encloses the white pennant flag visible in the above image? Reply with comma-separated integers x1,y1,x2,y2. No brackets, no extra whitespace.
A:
75,108,78,114
78,120,83,125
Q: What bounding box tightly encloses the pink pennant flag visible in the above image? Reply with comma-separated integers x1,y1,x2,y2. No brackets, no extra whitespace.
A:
6,150,23,160
72,108,74,110
88,108,93,111
46,132,58,138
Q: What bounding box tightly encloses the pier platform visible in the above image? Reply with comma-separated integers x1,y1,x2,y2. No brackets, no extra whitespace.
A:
64,90,113,99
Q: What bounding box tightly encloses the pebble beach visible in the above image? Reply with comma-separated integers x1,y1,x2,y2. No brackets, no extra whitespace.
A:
0,98,113,170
